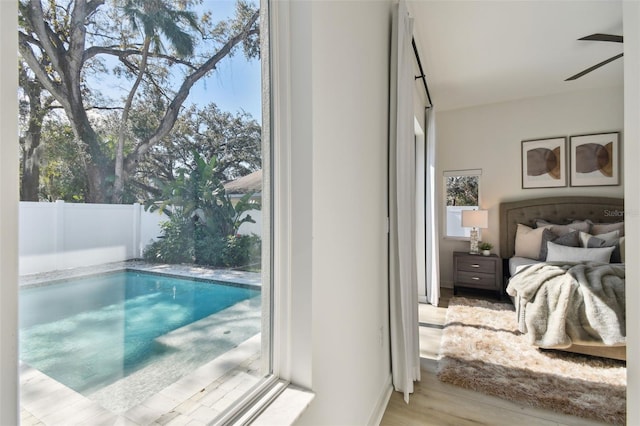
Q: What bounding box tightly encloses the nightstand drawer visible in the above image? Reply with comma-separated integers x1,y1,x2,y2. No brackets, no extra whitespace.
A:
453,251,503,298
456,257,496,274
456,271,498,290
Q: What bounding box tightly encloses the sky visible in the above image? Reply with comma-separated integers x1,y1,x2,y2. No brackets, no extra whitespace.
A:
86,0,262,123
188,49,262,121
186,1,262,121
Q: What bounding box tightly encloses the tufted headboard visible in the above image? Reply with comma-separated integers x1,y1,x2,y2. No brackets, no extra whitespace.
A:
499,196,624,259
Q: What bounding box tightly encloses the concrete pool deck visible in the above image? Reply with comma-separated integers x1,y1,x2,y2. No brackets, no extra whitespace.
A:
21,336,263,425
19,261,265,425
19,260,262,289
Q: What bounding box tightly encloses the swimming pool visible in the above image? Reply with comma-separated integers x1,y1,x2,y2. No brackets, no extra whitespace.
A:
19,270,261,412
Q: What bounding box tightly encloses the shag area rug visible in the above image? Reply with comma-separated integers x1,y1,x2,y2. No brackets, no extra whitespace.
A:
437,297,626,425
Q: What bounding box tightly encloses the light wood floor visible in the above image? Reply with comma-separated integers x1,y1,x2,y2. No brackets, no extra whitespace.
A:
380,288,610,426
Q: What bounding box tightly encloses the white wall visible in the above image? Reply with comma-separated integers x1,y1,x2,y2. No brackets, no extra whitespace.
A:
18,202,166,275
436,86,624,286
286,1,394,424
623,1,640,423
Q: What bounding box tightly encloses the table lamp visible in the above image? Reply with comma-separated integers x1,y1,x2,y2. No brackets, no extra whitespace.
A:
462,209,488,254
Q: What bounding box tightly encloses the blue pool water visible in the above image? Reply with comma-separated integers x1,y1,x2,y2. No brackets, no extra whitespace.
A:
19,271,260,398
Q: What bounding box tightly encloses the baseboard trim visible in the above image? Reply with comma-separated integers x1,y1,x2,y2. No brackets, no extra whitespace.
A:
367,374,393,426
418,295,428,304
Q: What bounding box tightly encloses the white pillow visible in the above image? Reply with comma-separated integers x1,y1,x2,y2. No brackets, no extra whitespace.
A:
588,220,625,237
579,229,620,248
546,241,615,263
514,224,547,260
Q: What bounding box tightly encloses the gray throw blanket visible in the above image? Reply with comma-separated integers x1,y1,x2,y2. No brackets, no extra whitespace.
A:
506,262,625,348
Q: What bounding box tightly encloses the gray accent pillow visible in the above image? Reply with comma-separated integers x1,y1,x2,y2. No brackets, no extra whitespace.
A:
587,235,622,263
535,219,591,236
539,229,580,261
579,230,619,247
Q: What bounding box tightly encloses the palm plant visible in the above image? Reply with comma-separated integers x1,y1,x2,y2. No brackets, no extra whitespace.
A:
144,151,261,267
113,0,200,203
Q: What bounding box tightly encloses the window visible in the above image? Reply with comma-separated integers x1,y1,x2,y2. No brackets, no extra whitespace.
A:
16,0,274,424
443,169,481,239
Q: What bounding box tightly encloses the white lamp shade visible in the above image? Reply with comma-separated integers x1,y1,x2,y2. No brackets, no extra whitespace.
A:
461,209,488,229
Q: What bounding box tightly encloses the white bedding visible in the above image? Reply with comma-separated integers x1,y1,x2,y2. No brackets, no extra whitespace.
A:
506,261,626,348
508,256,541,276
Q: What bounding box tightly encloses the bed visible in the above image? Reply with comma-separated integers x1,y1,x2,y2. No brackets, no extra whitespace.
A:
500,196,626,360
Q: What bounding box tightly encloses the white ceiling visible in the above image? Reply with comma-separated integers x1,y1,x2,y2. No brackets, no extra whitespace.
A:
408,0,624,111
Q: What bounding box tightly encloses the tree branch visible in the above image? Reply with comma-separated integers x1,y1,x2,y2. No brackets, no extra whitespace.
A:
116,56,174,103
18,33,69,109
26,2,66,74
68,0,92,76
130,179,163,198
84,46,198,70
86,0,105,16
23,1,62,75
140,71,175,102
18,31,44,49
127,9,260,169
86,105,124,111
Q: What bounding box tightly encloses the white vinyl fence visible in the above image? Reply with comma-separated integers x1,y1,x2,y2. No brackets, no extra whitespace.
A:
445,205,476,238
236,210,262,236
19,201,167,275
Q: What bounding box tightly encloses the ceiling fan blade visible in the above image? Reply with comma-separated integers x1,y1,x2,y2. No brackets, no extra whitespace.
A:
578,33,623,43
565,53,624,81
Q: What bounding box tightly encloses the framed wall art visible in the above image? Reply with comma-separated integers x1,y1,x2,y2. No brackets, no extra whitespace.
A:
570,132,620,187
521,137,567,189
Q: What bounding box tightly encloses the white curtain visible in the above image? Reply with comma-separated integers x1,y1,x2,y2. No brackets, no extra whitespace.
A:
415,123,427,304
389,0,420,403
425,108,440,306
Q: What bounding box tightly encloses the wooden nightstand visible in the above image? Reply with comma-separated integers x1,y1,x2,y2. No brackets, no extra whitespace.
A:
453,251,503,299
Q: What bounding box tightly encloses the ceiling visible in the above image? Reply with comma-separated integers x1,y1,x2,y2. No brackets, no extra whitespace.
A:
408,0,624,111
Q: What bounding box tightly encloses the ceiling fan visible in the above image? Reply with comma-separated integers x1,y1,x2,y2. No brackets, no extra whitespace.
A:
565,33,623,81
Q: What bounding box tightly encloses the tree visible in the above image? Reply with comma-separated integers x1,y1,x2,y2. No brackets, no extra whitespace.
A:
40,119,88,201
86,93,262,203
18,0,260,203
446,176,478,206
18,61,55,201
112,0,200,203
177,104,262,182
136,103,261,188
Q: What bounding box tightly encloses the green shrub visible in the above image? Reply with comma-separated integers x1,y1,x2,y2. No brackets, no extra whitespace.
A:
193,226,227,266
144,214,262,269
143,152,262,269
222,234,261,269
143,213,195,264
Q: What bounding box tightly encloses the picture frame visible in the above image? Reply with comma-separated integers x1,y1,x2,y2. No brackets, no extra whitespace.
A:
521,137,567,188
570,132,620,187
